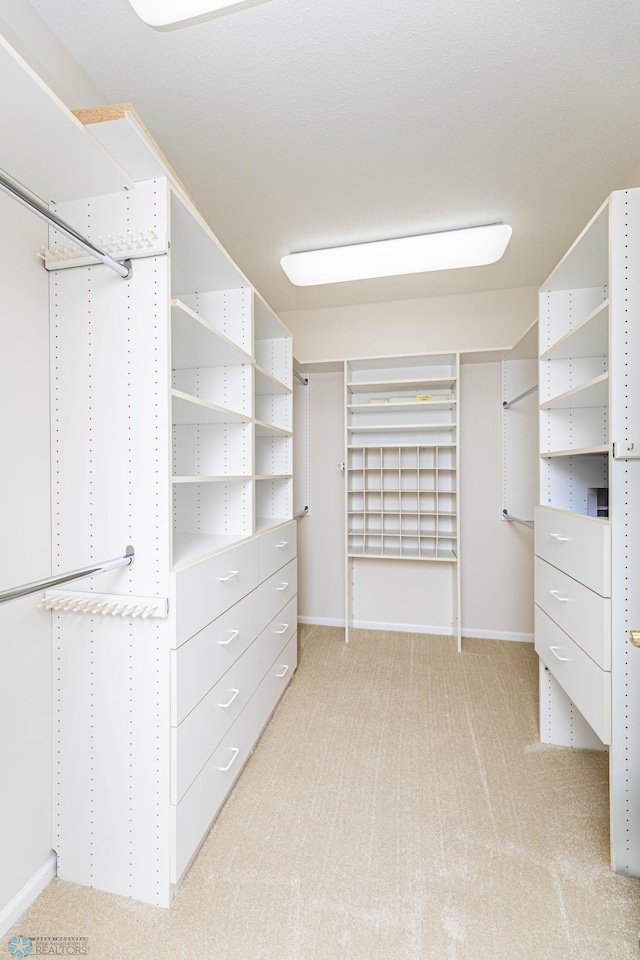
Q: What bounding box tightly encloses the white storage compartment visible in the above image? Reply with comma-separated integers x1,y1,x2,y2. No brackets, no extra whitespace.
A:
534,506,611,597
258,520,297,582
257,558,297,628
256,633,298,734
534,557,611,669
535,606,611,744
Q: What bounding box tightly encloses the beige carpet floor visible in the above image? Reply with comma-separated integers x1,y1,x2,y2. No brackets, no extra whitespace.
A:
8,625,640,959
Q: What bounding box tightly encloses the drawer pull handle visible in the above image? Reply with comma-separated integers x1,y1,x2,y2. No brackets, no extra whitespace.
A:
274,664,290,678
218,689,240,709
218,629,239,646
275,541,289,548
274,623,289,635
549,645,570,662
217,747,239,772
218,570,239,583
549,590,570,603
549,533,569,542
276,582,289,592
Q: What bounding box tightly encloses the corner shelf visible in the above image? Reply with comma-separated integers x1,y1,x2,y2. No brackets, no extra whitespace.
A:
540,373,608,410
171,299,253,369
540,300,609,362
171,390,249,425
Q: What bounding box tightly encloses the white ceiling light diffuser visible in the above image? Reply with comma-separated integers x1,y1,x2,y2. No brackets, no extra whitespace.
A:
280,224,513,286
127,0,272,27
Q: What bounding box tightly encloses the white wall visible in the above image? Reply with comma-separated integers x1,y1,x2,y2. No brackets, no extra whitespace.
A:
0,193,53,926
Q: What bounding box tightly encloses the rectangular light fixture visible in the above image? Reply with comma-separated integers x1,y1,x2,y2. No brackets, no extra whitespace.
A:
280,223,513,286
128,0,272,27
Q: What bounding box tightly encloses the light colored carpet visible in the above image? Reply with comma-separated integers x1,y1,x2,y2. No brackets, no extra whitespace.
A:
8,625,640,959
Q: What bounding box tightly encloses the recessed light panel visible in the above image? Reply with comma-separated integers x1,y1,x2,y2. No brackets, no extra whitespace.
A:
280,224,513,286
128,0,272,27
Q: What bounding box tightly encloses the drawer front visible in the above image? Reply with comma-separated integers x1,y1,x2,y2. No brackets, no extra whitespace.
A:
256,633,298,735
534,557,611,670
174,539,260,646
252,597,297,682
257,559,297,630
170,696,257,884
535,606,611,744
171,589,260,725
534,507,611,596
171,637,263,803
258,522,297,583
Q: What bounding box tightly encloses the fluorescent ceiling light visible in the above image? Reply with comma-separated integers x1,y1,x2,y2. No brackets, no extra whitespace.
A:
280,224,513,286
128,0,272,27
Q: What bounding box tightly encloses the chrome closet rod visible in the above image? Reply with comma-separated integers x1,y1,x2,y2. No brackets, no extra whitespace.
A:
0,169,133,280
502,510,534,529
502,384,538,409
293,370,309,385
294,506,309,518
0,547,135,606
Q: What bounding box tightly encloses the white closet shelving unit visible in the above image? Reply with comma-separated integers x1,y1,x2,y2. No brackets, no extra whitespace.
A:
46,104,297,907
536,188,640,876
344,353,461,647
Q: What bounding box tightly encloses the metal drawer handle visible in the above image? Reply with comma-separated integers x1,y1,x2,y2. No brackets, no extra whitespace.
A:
274,623,289,635
274,664,290,678
217,747,239,772
549,645,570,662
276,582,289,591
549,533,569,542
218,570,239,583
218,689,240,709
549,590,570,603
275,541,289,548
218,629,239,646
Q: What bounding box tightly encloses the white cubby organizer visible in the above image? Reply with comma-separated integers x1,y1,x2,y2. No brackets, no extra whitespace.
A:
535,188,640,877
49,105,296,907
345,353,461,647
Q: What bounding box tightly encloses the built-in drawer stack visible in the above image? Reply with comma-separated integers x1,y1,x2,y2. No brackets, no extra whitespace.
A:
534,506,611,744
170,521,297,883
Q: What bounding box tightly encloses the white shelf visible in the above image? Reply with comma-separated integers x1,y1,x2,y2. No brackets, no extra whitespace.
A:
347,422,457,433
540,373,608,410
348,466,456,471
171,389,249,425
254,365,292,396
171,299,253,369
347,442,456,450
171,189,247,295
347,401,456,413
172,475,250,483
540,444,610,458
540,300,609,361
348,510,457,516
172,531,249,569
347,377,456,394
254,474,291,480
255,516,291,534
348,547,457,562
254,419,293,437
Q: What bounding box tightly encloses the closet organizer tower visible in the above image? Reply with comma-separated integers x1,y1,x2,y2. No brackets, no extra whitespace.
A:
47,106,296,906
535,187,640,874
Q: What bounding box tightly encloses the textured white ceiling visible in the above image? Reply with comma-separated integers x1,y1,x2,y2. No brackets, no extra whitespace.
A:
28,0,640,311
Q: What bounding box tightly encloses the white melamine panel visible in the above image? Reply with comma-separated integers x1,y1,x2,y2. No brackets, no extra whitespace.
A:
255,393,292,432
255,478,293,529
173,480,252,546
171,300,252,369
255,337,292,390
539,453,609,515
255,435,292,477
534,507,611,596
539,662,606,751
171,389,250,425
351,558,454,632
540,300,609,361
535,607,611,745
172,637,264,803
250,597,297,683
174,538,259,645
541,201,609,293
540,373,608,410
348,355,457,382
173,364,252,418
170,696,257,885
539,286,609,351
173,422,252,478
534,557,611,669
254,293,290,341
258,559,298,628
170,191,247,298
178,289,252,356
539,407,609,454
171,589,260,725
256,633,298,734
258,521,297,582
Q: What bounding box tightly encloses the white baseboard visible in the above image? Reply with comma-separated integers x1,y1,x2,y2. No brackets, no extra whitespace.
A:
298,616,533,643
0,852,56,937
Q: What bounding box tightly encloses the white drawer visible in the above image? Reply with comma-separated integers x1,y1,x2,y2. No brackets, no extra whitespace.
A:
535,606,611,744
257,559,297,628
171,589,260,725
535,557,611,670
258,521,297,583
174,539,260,646
252,596,297,682
170,696,257,884
534,507,611,597
171,636,263,803
256,633,297,735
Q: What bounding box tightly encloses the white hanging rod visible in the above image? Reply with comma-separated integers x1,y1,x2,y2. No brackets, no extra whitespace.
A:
502,384,538,408
294,506,309,518
502,510,534,529
0,168,133,280
0,546,135,606
293,370,309,385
